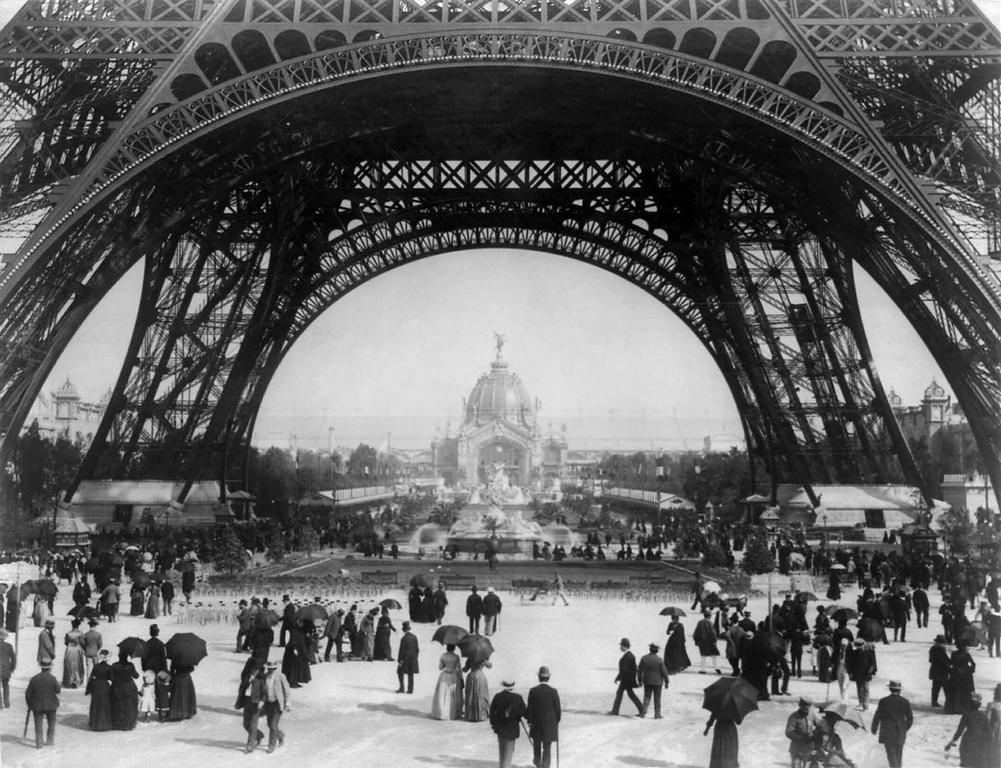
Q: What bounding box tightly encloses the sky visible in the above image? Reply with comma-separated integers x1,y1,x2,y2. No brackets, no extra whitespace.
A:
3,0,997,452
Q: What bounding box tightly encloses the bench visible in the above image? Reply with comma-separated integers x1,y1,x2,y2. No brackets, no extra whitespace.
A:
360,570,399,586
589,580,629,590
439,576,477,591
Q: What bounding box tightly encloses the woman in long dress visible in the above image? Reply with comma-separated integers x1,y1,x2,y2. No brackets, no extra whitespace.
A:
360,609,377,661
374,608,396,661
948,643,977,715
168,663,197,720
32,594,50,627
130,583,145,616
463,658,491,721
62,619,87,688
430,644,464,720
947,692,992,768
110,651,140,730
86,649,113,731
665,617,691,674
704,713,738,768
145,583,161,619
281,621,312,687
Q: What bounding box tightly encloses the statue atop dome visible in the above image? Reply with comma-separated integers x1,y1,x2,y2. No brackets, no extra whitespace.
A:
493,331,506,363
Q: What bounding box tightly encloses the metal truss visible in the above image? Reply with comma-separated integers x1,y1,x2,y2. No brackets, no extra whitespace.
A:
0,0,998,507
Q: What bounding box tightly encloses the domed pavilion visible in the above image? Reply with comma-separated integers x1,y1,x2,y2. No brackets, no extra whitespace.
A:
432,336,565,487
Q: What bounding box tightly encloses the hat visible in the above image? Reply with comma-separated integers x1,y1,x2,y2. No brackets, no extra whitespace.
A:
537,666,550,680
970,692,983,703
853,638,865,646
44,618,55,626
487,587,494,593
619,638,630,648
743,610,751,616
888,680,902,691
934,635,946,643
39,660,53,669
98,649,110,657
402,621,411,631
798,697,812,706
648,643,660,652
501,679,515,689
88,618,99,626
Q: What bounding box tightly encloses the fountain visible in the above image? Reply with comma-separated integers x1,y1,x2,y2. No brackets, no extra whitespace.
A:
445,464,543,555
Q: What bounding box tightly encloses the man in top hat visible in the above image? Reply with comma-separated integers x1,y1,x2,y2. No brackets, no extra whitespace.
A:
489,678,526,768
785,697,818,768
0,627,15,708
738,611,755,634
262,659,291,754
25,659,60,748
37,618,56,666
236,599,253,653
928,635,950,707
871,680,913,768
396,621,419,693
637,642,670,718
526,666,561,768
466,586,483,634
608,638,643,716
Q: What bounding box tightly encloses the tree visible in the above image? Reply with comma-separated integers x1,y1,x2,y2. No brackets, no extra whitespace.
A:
347,444,378,482
213,525,249,575
938,506,976,557
741,532,775,574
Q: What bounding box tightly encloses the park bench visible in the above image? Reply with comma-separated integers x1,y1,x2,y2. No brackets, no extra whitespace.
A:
359,570,399,586
439,576,477,592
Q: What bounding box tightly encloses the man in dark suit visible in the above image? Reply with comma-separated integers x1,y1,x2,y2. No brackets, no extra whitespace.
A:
526,666,561,768
36,618,56,665
466,587,483,634
0,628,15,708
279,595,295,647
928,635,950,707
637,642,670,718
396,621,419,693
25,660,60,748
142,623,168,674
608,637,643,716
911,586,930,628
489,679,527,768
870,679,913,768
483,588,502,636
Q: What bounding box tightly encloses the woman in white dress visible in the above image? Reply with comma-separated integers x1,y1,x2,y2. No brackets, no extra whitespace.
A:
430,644,464,720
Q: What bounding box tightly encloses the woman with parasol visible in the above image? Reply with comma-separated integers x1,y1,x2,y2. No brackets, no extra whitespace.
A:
946,692,992,768
430,643,464,720
665,615,691,675
812,704,859,768
702,676,758,768
281,619,312,688
167,632,205,720
460,635,494,722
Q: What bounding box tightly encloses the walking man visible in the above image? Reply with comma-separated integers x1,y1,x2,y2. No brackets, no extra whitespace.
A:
396,621,419,693
637,642,670,718
483,587,502,636
466,586,483,634
82,618,102,680
551,573,569,606
846,638,877,710
608,638,643,716
526,666,561,768
36,618,56,665
322,608,344,662
25,659,60,749
432,584,449,625
489,678,526,768
262,659,291,753
101,580,120,622
0,628,15,708
870,680,913,768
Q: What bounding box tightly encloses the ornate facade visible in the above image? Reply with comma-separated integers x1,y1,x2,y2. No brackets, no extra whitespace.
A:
25,378,109,444
432,339,565,487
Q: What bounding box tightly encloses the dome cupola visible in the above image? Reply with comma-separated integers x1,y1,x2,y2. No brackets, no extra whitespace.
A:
464,335,536,430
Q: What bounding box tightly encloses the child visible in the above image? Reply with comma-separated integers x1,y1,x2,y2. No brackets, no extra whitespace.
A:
139,669,156,722
155,670,172,722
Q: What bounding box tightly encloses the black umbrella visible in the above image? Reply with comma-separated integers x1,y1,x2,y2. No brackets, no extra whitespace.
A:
259,609,282,626
457,633,494,665
165,632,208,667
379,598,403,610
431,624,468,645
131,572,151,590
118,637,147,658
68,605,99,620
751,631,786,661
295,604,329,623
409,573,430,588
702,676,759,724
659,606,687,617
827,606,858,623
174,561,195,573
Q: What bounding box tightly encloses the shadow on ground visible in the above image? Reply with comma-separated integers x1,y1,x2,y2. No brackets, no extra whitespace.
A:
357,701,429,719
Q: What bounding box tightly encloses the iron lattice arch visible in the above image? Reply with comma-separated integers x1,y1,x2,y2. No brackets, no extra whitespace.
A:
0,0,998,506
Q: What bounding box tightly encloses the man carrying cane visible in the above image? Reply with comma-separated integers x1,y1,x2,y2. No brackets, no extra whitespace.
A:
526,665,561,768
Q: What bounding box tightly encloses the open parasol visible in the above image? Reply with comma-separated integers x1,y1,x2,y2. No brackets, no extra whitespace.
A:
295,603,329,623
259,609,282,627
117,637,147,658
165,632,208,667
659,606,687,618
702,676,759,724
752,631,787,661
826,606,858,622
829,563,846,571
431,625,468,645
131,572,151,590
409,573,430,588
702,581,722,594
379,598,403,610
457,633,494,665
819,700,865,729
68,605,99,620
34,579,58,597
793,591,819,602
